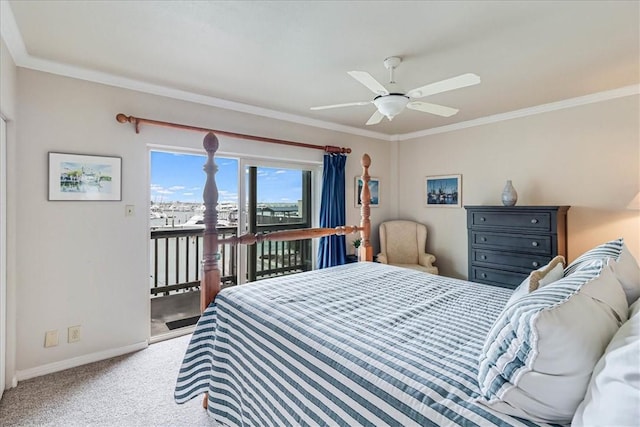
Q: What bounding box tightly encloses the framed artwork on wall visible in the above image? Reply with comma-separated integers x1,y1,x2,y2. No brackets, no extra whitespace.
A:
425,174,461,207
48,152,122,201
355,176,380,207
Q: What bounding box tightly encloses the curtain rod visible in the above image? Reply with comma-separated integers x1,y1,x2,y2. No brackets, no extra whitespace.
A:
115,113,351,154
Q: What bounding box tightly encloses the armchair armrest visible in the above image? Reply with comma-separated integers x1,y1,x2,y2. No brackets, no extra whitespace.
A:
377,253,388,264
419,252,436,267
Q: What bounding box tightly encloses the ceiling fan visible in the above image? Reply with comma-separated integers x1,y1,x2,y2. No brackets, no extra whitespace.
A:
310,56,480,125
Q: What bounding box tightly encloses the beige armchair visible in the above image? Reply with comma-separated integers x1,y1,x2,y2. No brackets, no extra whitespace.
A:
377,220,438,275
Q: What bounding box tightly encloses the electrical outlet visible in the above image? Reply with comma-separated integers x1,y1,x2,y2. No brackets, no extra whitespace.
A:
44,330,58,348
68,325,81,343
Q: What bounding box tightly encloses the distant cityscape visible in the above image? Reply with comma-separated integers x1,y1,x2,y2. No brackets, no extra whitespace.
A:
149,201,304,229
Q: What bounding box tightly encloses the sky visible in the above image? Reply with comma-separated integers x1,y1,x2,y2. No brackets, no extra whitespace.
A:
150,151,303,204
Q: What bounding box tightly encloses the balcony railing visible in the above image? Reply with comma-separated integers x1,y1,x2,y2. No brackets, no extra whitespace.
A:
250,223,312,281
150,225,312,297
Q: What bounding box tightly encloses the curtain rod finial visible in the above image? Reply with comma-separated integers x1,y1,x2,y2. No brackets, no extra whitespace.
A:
116,113,140,133
116,113,131,123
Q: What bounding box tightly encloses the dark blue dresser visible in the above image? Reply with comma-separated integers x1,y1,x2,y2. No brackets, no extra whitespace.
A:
465,206,570,289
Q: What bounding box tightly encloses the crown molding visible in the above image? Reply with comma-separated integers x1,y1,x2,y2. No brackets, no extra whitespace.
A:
0,0,27,64
16,56,391,142
397,84,640,141
2,1,638,143
24,54,392,141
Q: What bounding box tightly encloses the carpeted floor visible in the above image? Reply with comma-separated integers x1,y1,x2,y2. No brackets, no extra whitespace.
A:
0,334,217,426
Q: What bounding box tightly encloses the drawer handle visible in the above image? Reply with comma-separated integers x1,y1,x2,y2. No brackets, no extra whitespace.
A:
481,237,487,242
532,241,539,247
531,218,539,224
481,273,487,278
479,217,486,222
532,261,539,267
481,255,487,260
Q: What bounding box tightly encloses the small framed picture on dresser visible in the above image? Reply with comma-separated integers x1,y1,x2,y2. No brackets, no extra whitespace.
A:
425,174,461,207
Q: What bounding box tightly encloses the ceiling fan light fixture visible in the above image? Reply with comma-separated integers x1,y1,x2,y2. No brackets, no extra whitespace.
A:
311,57,481,125
373,94,409,120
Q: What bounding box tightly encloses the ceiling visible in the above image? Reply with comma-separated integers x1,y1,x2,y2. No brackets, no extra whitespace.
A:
2,1,639,140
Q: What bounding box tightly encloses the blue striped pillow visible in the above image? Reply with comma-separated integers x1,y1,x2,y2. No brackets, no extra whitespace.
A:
477,259,627,423
564,238,624,276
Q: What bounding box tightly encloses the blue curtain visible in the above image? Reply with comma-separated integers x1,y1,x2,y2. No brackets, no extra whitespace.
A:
317,153,347,268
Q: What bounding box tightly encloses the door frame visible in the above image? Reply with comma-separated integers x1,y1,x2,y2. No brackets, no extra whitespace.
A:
1,117,7,397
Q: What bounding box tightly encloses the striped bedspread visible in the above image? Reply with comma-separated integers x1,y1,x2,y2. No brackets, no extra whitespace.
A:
175,262,558,427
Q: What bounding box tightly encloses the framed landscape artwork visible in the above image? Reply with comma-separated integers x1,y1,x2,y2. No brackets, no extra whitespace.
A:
355,176,380,207
425,174,461,208
48,152,122,201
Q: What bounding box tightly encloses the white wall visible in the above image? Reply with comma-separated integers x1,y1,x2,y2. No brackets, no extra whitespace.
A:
12,69,392,378
1,38,18,390
397,95,640,279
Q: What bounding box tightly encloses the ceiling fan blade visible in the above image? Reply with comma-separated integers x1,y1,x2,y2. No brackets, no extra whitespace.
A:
407,101,459,117
310,101,371,110
347,71,389,96
406,73,480,99
366,110,385,125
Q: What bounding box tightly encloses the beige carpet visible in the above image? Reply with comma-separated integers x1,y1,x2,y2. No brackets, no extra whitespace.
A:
0,335,217,426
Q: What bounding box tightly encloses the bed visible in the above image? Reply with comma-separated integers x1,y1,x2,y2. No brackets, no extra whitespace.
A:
174,132,640,427
176,262,557,426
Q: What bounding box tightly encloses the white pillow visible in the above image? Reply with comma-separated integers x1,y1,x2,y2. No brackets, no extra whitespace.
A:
506,280,529,307
611,243,640,306
478,259,628,424
572,300,640,426
529,258,565,292
564,238,640,305
564,238,624,276
506,256,565,307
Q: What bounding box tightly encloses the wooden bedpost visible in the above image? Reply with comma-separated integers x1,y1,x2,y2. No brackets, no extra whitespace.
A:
358,154,373,262
201,133,221,312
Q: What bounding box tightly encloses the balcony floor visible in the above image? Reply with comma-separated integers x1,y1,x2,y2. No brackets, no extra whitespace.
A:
150,290,200,337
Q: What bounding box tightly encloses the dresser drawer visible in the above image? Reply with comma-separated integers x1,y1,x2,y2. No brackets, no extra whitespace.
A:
470,231,552,255
471,249,552,272
470,266,527,289
470,211,551,231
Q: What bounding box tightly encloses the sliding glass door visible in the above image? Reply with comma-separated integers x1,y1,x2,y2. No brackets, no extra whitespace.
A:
149,149,318,337
241,164,313,283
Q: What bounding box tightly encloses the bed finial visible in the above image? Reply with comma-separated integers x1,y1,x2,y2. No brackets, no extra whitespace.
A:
201,132,221,312
361,153,371,168
359,153,373,262
203,132,220,152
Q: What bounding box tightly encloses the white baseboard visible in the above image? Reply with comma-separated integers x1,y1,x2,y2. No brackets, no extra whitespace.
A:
15,341,148,383
149,325,195,344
